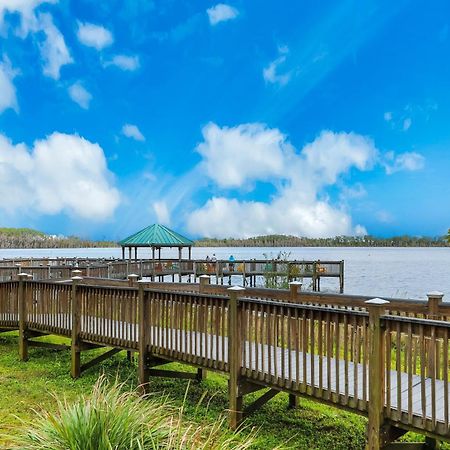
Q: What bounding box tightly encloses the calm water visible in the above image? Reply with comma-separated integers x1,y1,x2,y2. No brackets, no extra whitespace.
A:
1,247,449,300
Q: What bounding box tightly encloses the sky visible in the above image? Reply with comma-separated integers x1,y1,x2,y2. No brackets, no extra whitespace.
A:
0,0,449,240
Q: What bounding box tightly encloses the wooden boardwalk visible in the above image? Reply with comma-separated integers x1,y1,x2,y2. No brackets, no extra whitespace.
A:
1,276,449,449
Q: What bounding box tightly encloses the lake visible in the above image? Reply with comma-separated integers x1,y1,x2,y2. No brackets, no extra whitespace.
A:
0,247,449,300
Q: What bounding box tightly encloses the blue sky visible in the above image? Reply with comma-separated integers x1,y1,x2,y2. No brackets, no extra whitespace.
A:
0,0,449,240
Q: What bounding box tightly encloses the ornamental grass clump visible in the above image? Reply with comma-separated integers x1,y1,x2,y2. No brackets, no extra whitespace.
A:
10,376,254,450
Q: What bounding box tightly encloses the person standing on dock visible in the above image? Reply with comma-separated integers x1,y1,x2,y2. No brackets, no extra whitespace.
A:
228,255,235,271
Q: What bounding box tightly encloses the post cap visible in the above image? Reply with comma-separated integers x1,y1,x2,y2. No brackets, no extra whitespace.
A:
128,273,139,278
427,291,444,298
199,274,210,279
228,286,246,291
18,272,29,277
365,298,390,305
71,276,83,281
72,269,82,274
289,281,303,286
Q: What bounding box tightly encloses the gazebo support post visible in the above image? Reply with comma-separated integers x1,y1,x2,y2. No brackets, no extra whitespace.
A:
152,246,155,281
178,247,182,282
121,247,125,260
128,247,132,261
188,246,192,282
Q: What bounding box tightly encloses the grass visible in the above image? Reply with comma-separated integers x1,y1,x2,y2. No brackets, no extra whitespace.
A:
0,331,445,449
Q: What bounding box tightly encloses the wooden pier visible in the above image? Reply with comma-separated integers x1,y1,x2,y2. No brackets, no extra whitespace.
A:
1,274,449,449
0,257,345,292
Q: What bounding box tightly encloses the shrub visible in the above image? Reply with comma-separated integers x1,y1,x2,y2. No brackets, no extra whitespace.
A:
9,376,255,450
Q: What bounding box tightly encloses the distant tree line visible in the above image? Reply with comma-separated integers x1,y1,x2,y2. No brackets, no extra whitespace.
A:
0,228,117,249
194,234,450,248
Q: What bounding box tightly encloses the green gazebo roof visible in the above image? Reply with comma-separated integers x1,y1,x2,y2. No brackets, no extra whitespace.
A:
119,224,193,247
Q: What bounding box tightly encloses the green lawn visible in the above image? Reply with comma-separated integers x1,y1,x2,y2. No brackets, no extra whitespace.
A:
0,331,444,449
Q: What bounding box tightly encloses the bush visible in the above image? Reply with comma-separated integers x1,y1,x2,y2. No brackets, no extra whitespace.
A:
9,376,255,450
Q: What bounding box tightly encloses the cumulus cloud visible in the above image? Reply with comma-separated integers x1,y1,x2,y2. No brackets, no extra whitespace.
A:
263,46,291,86
197,122,291,188
77,21,113,50
384,151,425,175
105,54,140,71
188,123,377,238
122,124,145,141
207,3,239,25
68,82,92,109
0,55,18,113
0,132,120,220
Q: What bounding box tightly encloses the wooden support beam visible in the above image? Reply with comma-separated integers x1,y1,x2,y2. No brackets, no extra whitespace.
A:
80,348,122,373
288,394,299,409
244,389,279,417
238,379,266,396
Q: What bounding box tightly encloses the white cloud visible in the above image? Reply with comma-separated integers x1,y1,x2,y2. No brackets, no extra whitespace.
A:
384,151,425,175
122,124,145,141
0,132,120,220
153,201,170,225
402,117,412,131
105,54,140,71
263,46,291,86
207,3,239,25
77,21,113,50
0,4,72,80
188,124,377,238
384,111,392,121
0,55,18,113
68,82,92,109
38,13,73,79
0,0,55,35
197,122,291,188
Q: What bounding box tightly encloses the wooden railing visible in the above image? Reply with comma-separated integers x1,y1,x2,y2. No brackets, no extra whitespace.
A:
0,276,449,447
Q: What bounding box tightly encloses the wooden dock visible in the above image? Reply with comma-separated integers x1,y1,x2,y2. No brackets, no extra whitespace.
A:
0,257,345,292
1,275,449,449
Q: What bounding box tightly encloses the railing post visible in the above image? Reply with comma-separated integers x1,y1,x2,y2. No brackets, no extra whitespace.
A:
365,298,390,450
71,275,83,378
18,273,29,361
138,280,150,391
228,285,245,429
288,281,302,408
426,291,443,380
427,291,443,319
289,281,302,302
107,262,112,279
47,263,52,279
197,275,210,381
199,274,210,293
128,273,139,287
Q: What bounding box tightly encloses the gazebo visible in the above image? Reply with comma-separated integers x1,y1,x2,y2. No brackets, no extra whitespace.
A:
118,224,194,261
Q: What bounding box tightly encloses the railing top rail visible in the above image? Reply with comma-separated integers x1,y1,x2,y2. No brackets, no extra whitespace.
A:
240,296,370,316
383,314,450,328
